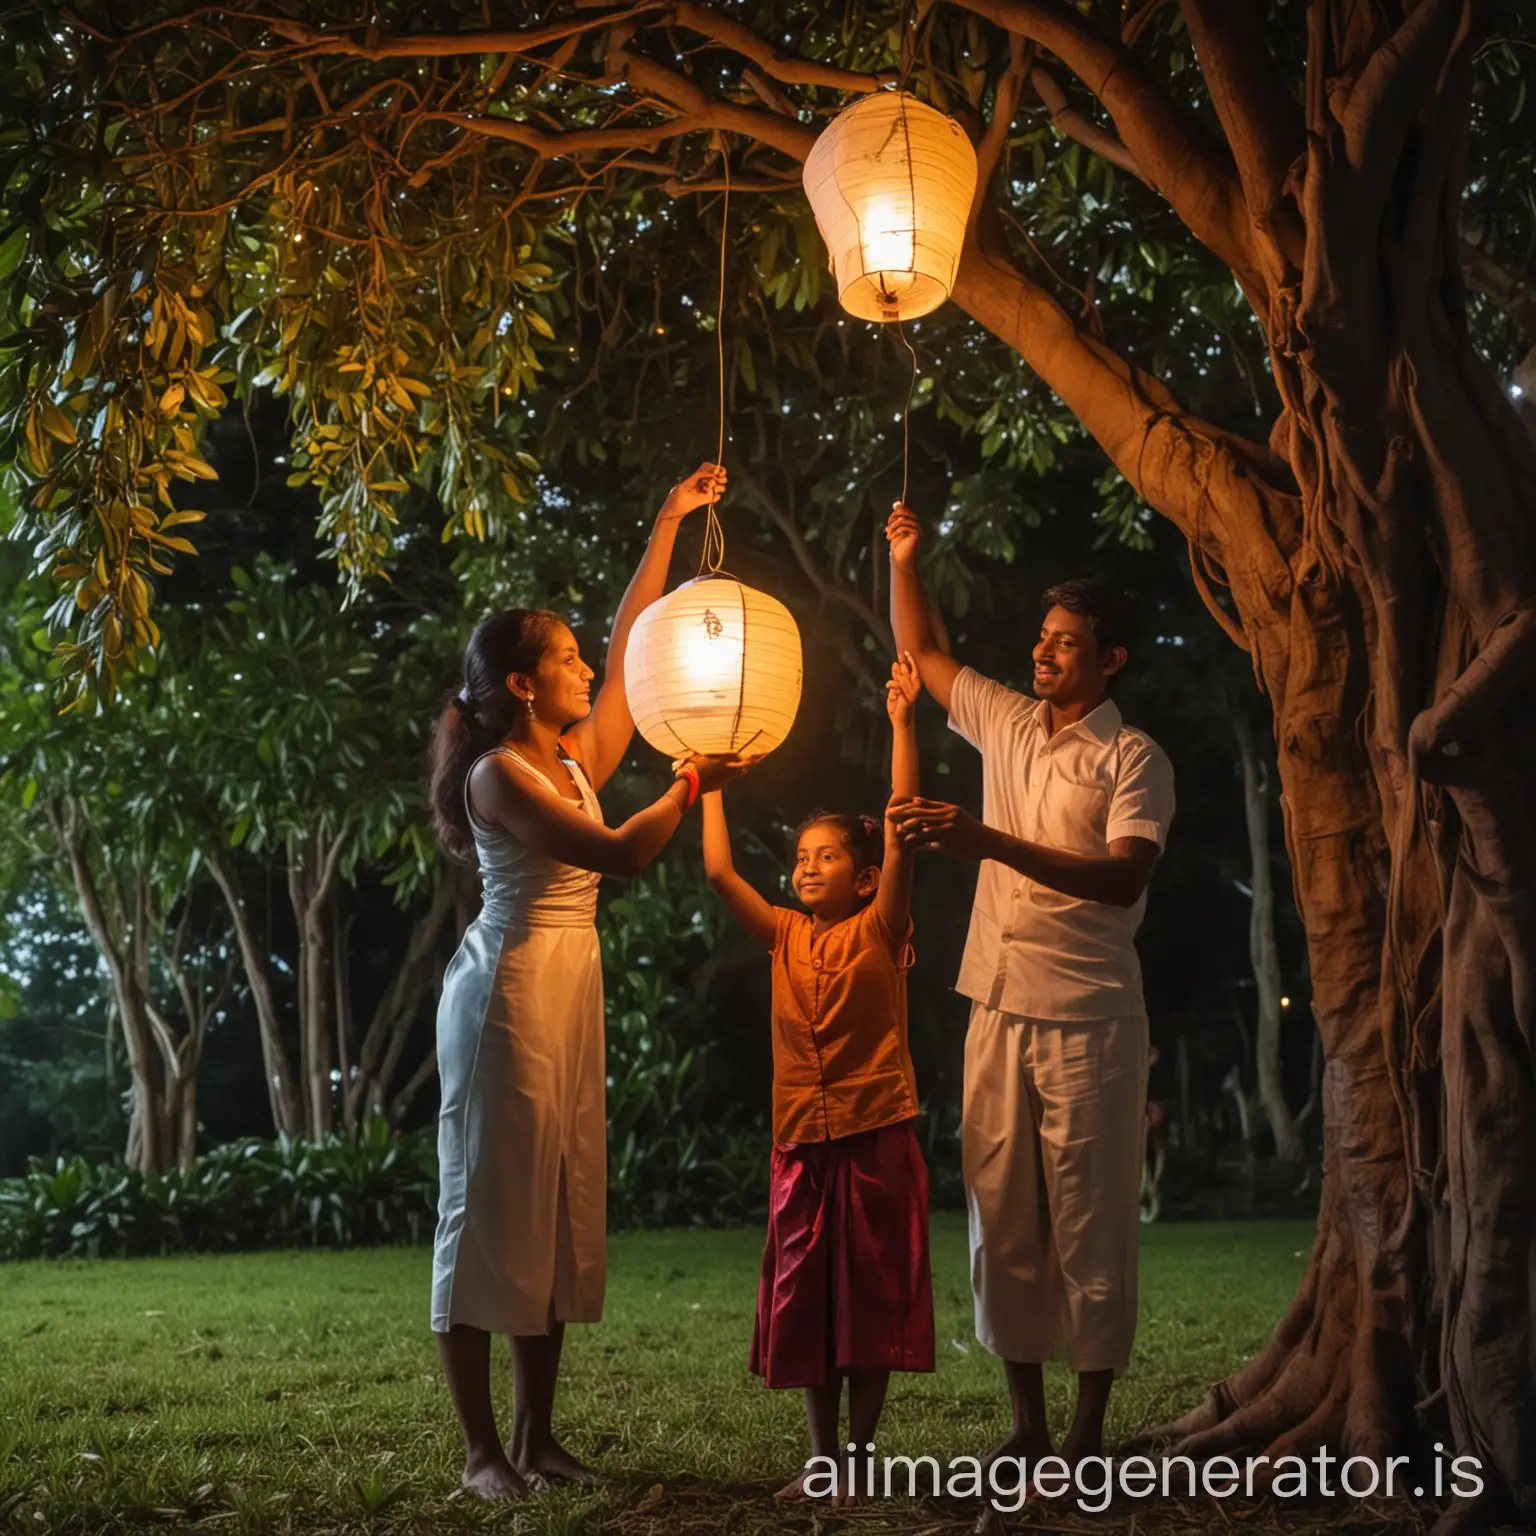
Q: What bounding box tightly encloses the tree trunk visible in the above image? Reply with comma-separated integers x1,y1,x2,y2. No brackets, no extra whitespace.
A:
52,807,171,1174
1234,709,1305,1163
1116,11,1536,1524
343,861,466,1127
938,3,1536,1519
332,891,355,1131
208,849,302,1137
287,829,348,1140
1175,1030,1197,1156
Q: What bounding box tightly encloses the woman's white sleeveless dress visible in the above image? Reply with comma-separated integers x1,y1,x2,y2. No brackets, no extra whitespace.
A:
430,748,606,1336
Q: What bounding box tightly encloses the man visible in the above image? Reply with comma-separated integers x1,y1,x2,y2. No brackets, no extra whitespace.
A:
884,504,1175,1468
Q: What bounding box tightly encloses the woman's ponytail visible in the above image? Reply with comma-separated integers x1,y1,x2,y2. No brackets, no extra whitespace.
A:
428,609,561,864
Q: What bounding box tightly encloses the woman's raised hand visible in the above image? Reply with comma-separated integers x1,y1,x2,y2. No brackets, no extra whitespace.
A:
661,462,728,520
683,753,756,796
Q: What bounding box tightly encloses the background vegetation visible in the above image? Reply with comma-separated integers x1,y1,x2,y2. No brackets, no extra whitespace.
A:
9,0,1530,1214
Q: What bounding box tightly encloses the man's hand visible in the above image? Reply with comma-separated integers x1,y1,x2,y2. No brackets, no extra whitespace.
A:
661,461,727,520
886,650,921,729
887,796,995,861
885,502,922,571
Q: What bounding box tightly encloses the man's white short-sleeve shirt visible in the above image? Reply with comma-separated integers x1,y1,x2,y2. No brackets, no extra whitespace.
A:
947,666,1175,1022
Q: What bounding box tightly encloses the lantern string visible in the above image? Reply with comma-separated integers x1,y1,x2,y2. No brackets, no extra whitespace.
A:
897,0,917,93
895,318,919,510
698,141,731,579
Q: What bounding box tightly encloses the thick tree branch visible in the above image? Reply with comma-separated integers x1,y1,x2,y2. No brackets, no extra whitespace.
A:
668,2,897,93
350,866,459,1119
741,67,797,118
611,49,817,161
261,6,665,60
656,171,798,195
429,110,717,158
1179,1,1306,272
952,241,1299,585
1409,609,1536,781
1122,0,1177,49
1460,242,1536,341
1343,0,1468,200
975,35,1032,203
1028,64,1148,183
949,0,1263,294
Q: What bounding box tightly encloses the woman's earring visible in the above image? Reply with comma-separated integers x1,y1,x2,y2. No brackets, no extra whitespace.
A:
525,695,536,722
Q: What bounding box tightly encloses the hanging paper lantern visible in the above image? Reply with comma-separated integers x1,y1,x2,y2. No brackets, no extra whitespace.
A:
624,576,802,758
802,90,978,324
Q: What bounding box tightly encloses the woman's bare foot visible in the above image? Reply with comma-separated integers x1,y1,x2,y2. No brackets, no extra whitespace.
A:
774,1467,817,1501
461,1449,529,1499
509,1432,599,1488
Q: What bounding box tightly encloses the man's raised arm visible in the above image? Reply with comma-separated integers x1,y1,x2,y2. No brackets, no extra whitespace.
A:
885,503,961,714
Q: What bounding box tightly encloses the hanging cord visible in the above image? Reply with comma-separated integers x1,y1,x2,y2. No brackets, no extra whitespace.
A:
697,143,731,577
894,318,919,509
892,0,920,507
897,0,917,93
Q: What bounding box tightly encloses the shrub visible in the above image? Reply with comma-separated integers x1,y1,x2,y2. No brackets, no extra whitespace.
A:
0,1118,436,1261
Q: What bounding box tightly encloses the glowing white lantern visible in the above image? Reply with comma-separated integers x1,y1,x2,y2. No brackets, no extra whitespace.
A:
624,576,802,758
802,90,978,324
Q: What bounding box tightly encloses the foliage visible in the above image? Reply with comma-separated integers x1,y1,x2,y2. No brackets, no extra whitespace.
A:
0,1117,437,1260
0,855,780,1256
600,859,768,1230
0,878,124,1175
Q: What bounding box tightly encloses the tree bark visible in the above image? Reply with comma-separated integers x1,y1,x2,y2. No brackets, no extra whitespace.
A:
50,805,171,1174
940,3,1536,1520
287,829,348,1140
332,891,355,1131
343,861,466,1126
1098,6,1535,1524
207,849,303,1137
1234,708,1305,1163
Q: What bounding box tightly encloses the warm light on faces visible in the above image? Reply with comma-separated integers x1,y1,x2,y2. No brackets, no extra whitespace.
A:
1032,604,1123,707
792,824,879,921
515,624,594,727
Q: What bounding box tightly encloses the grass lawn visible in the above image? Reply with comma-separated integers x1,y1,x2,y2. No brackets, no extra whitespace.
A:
1,1213,1393,1534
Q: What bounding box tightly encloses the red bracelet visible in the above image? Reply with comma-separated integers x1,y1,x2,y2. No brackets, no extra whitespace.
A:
675,764,700,809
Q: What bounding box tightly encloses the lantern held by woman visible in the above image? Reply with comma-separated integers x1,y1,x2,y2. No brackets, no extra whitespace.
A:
623,575,803,758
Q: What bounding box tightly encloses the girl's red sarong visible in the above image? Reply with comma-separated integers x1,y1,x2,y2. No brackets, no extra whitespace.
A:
750,1119,935,1388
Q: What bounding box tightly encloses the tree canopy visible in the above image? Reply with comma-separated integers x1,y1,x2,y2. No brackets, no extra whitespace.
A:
6,1,1525,702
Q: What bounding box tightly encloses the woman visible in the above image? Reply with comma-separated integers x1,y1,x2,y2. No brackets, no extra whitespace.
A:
427,462,748,1498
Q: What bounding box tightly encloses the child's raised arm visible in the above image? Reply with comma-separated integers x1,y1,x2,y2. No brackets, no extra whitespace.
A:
702,791,778,950
878,651,921,939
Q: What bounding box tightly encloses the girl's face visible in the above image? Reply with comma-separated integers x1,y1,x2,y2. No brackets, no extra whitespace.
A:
517,623,595,728
792,822,879,920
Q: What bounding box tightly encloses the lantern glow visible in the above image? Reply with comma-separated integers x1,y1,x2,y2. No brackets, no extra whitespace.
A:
624,576,802,759
802,91,978,324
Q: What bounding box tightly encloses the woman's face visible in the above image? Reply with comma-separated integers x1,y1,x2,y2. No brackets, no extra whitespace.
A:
520,623,594,728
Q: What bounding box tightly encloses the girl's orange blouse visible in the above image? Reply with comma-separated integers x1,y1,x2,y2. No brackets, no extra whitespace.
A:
767,902,918,1144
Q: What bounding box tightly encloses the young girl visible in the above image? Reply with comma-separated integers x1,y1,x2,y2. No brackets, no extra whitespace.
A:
701,652,934,1501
